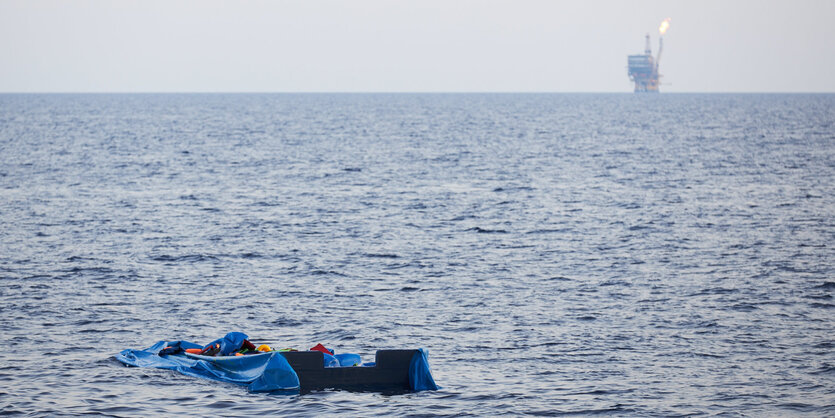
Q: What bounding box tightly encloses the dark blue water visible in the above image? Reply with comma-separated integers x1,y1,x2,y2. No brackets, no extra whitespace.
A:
1,93,833,416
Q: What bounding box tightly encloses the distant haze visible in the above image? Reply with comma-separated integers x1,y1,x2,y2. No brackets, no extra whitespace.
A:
1,0,833,93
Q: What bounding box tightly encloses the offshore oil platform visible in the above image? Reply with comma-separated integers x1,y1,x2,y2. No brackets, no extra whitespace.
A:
627,18,670,93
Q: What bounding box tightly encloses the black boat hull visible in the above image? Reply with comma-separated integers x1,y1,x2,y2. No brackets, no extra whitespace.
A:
280,349,418,392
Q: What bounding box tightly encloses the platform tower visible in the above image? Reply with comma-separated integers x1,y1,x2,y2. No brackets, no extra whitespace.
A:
627,19,669,93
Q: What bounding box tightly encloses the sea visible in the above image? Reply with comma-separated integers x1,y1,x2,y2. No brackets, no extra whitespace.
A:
1,93,833,416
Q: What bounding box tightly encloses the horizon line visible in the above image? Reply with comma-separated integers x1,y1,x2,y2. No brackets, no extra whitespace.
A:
1,91,834,95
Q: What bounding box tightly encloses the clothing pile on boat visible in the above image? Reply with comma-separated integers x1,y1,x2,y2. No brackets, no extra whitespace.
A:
157,332,363,367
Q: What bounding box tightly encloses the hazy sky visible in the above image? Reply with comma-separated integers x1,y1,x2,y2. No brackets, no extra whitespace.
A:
1,0,833,93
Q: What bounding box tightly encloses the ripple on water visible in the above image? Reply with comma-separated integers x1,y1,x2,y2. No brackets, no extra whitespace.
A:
0,93,834,415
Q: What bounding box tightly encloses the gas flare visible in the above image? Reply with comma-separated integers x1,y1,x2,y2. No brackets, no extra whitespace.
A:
659,18,671,35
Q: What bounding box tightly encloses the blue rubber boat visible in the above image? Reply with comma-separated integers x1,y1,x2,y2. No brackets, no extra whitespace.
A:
116,335,438,393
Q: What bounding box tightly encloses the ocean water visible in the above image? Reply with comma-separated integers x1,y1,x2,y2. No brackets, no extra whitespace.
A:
0,93,833,416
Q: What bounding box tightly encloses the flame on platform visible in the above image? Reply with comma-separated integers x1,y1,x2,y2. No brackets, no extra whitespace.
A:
659,18,671,35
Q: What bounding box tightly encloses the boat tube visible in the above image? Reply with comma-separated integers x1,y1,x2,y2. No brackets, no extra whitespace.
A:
115,334,438,393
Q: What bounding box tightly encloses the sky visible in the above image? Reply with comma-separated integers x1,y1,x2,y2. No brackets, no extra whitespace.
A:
1,0,834,93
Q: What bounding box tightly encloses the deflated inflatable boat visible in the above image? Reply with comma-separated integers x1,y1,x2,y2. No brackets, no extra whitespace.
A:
115,333,438,393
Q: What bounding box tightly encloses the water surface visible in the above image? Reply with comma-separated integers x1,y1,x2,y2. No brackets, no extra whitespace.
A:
1,93,833,415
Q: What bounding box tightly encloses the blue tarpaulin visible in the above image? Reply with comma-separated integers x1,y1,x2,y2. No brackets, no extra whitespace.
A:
201,331,250,356
115,338,300,392
409,348,439,391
